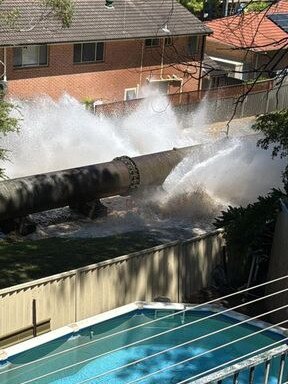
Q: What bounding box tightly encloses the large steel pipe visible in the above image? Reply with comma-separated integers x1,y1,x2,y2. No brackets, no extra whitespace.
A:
0,145,198,221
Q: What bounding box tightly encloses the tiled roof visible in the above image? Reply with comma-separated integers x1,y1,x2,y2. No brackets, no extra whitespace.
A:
0,0,211,46
206,0,288,51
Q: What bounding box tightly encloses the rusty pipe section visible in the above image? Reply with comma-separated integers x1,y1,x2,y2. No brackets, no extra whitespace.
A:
0,145,198,221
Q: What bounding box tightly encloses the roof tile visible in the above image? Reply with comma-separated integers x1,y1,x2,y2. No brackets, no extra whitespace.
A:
206,0,288,51
0,0,211,46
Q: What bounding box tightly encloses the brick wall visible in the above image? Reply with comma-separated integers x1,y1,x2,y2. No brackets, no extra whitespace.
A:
4,36,202,102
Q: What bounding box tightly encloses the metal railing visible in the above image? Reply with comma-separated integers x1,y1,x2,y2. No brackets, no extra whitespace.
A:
2,274,287,384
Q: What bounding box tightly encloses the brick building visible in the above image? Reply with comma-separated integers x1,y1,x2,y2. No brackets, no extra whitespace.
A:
205,0,288,83
0,0,211,103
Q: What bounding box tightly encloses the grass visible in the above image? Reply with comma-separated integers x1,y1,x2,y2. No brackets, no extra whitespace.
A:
0,232,162,289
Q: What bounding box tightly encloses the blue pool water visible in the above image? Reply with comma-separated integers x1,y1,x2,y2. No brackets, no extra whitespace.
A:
0,309,286,383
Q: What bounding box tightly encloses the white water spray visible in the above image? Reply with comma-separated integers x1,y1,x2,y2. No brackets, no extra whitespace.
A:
0,93,285,238
146,136,285,224
2,93,200,178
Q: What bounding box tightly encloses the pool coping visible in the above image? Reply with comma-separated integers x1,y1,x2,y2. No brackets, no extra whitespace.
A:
1,301,287,362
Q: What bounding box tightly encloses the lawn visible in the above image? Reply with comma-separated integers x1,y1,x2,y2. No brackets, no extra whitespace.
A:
0,233,162,289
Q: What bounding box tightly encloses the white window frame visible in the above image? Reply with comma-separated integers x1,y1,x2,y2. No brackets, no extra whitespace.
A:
13,45,48,68
210,56,244,80
124,88,138,101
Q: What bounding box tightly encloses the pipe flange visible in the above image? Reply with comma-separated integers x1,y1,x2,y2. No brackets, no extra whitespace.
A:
113,155,140,192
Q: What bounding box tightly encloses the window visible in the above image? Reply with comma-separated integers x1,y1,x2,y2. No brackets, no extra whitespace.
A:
73,42,104,63
13,45,47,67
187,36,199,57
165,37,172,46
124,88,137,101
210,56,244,80
145,38,160,47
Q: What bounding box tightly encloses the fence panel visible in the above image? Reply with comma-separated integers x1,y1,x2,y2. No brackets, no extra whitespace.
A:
75,243,180,321
0,231,224,343
180,231,223,301
94,79,287,124
0,274,76,336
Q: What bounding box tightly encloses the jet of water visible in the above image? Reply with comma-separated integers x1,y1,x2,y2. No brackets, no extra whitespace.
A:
1,93,202,178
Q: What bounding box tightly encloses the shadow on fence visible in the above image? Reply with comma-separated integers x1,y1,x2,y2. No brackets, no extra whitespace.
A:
0,230,224,344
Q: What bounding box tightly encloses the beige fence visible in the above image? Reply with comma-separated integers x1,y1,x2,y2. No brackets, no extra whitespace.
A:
0,230,224,340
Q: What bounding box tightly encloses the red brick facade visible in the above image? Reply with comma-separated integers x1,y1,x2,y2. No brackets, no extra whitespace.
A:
0,36,204,102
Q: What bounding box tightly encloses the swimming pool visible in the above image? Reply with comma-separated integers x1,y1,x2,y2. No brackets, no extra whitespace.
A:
0,302,287,383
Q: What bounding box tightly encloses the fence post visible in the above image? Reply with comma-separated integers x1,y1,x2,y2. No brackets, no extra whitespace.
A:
265,90,270,113
32,299,37,337
74,270,79,323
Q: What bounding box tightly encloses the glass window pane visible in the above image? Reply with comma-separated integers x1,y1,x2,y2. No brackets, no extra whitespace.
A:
82,43,95,62
165,37,172,46
96,42,104,61
39,45,47,65
145,39,152,47
13,47,22,67
152,38,159,46
73,44,82,63
188,36,198,56
22,45,38,66
125,89,137,100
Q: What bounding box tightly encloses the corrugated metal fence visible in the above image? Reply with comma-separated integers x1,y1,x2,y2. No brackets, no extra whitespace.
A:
0,230,224,339
94,80,288,123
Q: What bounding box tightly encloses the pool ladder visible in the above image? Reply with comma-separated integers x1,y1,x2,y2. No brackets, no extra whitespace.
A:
154,310,185,324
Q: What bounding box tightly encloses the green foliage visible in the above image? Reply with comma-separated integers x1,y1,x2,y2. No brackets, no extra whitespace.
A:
245,1,268,13
179,0,222,18
214,189,284,257
179,0,204,14
252,109,288,193
215,110,288,285
0,8,20,28
42,0,74,28
214,189,285,286
0,0,74,29
82,97,94,111
0,95,20,178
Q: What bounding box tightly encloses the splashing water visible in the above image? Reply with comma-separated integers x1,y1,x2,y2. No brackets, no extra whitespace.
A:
1,93,201,178
147,136,285,222
0,93,285,239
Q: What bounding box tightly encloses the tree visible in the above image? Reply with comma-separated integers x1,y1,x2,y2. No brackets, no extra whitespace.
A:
0,0,74,178
245,1,269,13
0,0,74,29
173,0,288,116
214,109,288,285
252,109,288,194
214,188,285,285
179,0,204,15
0,96,19,178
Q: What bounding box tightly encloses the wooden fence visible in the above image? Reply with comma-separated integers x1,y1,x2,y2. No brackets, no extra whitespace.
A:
0,230,224,343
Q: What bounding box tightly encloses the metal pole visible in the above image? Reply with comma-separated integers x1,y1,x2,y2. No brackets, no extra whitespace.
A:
248,366,255,383
278,353,286,383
